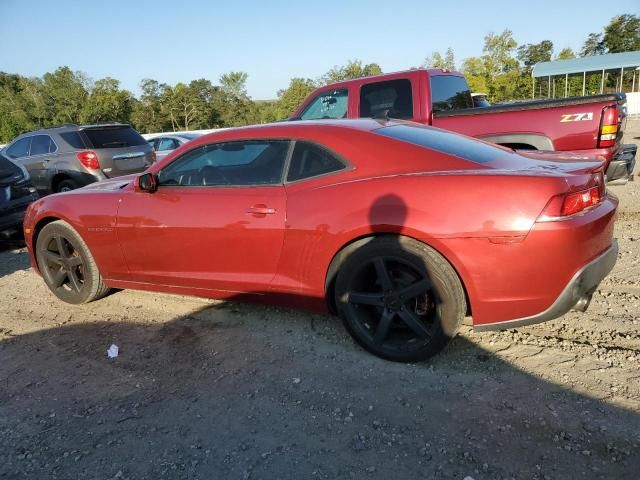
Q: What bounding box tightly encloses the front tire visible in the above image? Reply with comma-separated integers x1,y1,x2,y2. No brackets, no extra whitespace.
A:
335,236,466,362
35,220,110,304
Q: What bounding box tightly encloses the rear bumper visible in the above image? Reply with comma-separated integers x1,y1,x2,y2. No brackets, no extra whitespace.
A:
475,240,618,331
606,144,636,184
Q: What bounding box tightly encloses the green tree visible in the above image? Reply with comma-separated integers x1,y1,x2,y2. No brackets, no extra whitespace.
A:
517,40,553,69
0,73,39,142
81,77,133,124
580,32,606,56
276,77,316,119
603,14,640,53
219,71,249,98
130,79,169,133
481,30,520,101
217,71,253,127
556,47,576,60
41,66,88,125
321,60,382,84
460,57,487,93
423,48,455,70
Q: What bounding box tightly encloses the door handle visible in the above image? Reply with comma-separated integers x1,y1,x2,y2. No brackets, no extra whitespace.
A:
246,204,276,215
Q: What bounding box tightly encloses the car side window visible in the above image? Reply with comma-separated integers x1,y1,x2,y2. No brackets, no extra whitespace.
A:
299,89,348,120
6,137,31,159
287,142,346,182
359,79,413,119
157,138,176,151
29,135,56,156
59,131,87,149
158,140,290,187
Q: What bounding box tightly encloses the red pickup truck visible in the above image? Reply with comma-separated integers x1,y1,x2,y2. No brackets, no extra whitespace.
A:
291,69,636,183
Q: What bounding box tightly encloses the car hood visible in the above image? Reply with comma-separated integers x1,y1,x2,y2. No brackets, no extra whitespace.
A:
80,174,138,191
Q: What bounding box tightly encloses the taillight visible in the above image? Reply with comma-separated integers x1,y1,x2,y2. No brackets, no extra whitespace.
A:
151,149,157,163
561,187,601,216
76,150,100,169
538,181,604,221
598,106,618,148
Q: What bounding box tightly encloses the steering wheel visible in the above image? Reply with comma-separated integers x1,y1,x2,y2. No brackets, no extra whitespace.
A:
198,165,228,185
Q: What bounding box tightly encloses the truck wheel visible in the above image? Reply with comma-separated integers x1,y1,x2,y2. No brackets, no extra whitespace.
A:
35,220,110,304
335,236,466,362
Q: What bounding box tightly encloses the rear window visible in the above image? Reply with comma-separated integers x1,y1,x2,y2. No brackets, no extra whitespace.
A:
82,126,147,149
430,75,473,112
375,124,508,163
360,79,413,119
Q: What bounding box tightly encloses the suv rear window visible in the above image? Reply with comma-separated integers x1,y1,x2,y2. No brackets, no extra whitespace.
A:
82,126,147,149
375,124,508,163
430,75,473,112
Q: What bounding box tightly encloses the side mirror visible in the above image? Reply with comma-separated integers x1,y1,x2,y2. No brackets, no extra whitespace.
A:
138,173,158,193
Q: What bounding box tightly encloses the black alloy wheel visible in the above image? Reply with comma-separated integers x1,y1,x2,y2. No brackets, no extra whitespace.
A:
335,236,466,362
35,220,110,304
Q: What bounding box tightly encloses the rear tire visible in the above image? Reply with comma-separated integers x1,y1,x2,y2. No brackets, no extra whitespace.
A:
56,179,79,193
35,220,110,304
335,236,465,362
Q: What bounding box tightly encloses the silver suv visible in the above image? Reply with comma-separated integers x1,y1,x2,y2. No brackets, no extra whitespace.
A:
1,123,154,194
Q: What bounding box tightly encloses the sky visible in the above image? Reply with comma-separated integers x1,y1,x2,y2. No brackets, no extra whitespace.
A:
1,0,638,99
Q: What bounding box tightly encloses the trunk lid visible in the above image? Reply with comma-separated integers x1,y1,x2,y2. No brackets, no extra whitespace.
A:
80,125,153,178
490,149,606,177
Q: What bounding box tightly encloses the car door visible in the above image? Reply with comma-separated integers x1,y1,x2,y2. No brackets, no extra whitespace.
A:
116,139,290,295
5,136,33,174
26,134,57,191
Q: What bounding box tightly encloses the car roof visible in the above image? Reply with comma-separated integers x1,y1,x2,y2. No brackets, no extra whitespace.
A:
24,123,131,134
198,118,398,141
315,68,463,90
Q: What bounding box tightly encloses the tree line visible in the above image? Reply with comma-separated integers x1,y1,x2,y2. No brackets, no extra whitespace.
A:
0,14,637,144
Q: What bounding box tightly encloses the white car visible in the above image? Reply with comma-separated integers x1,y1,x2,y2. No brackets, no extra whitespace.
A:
148,133,202,161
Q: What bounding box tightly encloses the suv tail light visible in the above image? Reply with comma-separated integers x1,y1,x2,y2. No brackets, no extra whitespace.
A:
597,105,618,148
538,171,605,221
76,150,100,169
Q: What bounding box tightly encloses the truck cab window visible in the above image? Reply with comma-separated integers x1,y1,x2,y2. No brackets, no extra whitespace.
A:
299,89,348,120
430,76,473,112
360,79,413,119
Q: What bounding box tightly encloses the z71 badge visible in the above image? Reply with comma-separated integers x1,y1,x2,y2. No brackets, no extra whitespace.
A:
560,112,593,122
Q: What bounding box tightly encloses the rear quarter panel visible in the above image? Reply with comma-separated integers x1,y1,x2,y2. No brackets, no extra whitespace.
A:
274,173,568,314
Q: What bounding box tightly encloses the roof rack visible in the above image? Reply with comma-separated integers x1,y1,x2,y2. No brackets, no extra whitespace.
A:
40,123,78,130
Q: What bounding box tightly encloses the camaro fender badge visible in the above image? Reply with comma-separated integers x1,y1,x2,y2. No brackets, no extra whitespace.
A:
87,227,114,232
560,112,593,122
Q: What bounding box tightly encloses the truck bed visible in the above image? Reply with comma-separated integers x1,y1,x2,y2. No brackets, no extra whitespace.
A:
433,94,626,118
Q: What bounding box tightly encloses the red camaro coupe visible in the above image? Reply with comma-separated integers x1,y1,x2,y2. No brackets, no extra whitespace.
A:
23,119,618,361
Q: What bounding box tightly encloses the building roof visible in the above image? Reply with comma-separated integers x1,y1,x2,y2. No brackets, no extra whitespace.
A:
532,51,640,78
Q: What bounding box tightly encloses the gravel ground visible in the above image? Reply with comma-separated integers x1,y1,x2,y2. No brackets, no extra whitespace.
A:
1,122,639,480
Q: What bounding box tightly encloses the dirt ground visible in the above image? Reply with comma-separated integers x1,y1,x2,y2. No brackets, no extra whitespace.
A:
1,122,640,480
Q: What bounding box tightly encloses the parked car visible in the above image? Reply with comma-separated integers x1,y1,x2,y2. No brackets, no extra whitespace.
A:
23,119,618,362
291,69,636,183
1,123,155,195
147,133,202,162
0,152,38,241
